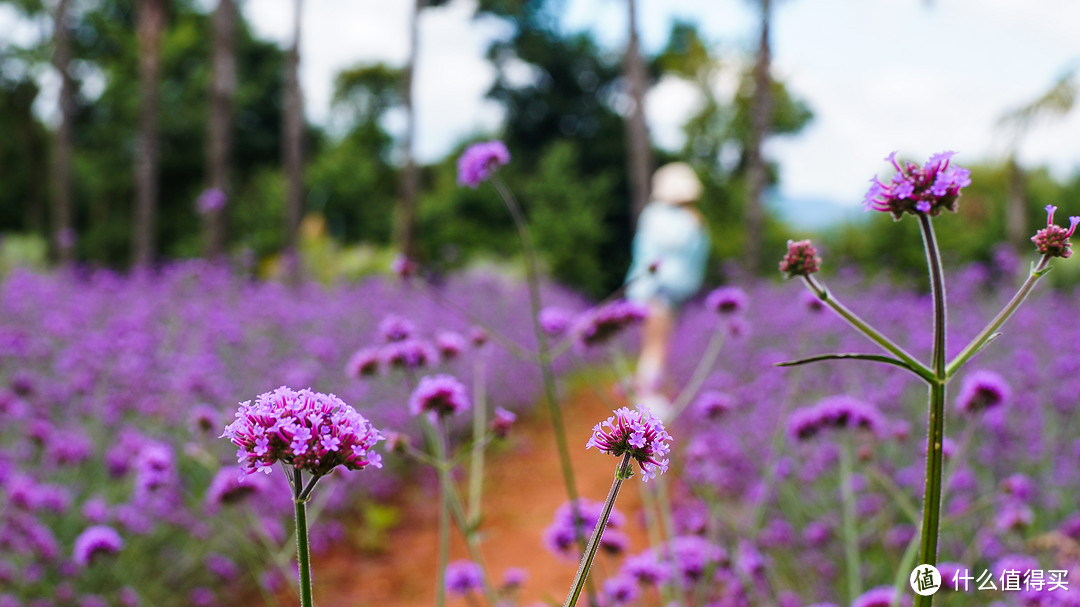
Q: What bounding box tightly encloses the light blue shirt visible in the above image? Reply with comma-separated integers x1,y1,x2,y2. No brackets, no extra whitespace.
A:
624,202,710,306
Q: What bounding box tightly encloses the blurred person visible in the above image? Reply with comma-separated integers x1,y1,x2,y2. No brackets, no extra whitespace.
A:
624,162,710,419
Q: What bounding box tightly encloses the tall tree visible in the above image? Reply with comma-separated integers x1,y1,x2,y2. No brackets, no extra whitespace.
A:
205,0,236,258
623,0,652,224
51,0,76,263
743,0,772,272
398,0,450,258
283,0,304,280
133,0,167,266
998,70,1076,249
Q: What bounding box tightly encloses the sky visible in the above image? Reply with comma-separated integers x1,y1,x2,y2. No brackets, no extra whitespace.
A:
5,0,1079,214
240,0,1080,214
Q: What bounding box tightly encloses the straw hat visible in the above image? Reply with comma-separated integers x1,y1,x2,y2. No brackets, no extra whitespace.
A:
651,162,703,205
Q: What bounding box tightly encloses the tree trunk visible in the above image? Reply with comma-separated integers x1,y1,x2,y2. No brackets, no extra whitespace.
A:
624,0,652,225
283,0,304,282
396,0,421,259
1006,155,1027,250
133,0,166,267
744,0,772,273
52,0,75,265
205,0,236,259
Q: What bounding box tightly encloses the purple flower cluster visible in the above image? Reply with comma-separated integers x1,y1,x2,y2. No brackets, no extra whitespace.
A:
586,406,672,481
444,560,484,595
780,239,821,278
705,286,749,316
457,140,510,188
72,526,124,567
195,188,227,215
543,499,628,560
863,151,971,218
408,374,471,420
1032,204,1079,258
221,386,383,477
852,585,910,607
577,300,647,347
954,368,1010,416
788,395,885,441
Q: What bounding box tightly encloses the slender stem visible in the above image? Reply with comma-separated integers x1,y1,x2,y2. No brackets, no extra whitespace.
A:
669,325,726,419
891,532,923,607
802,275,935,383
945,255,1051,377
563,453,633,607
468,355,487,525
434,420,451,607
444,473,502,606
491,177,588,546
916,214,947,607
838,442,863,602
292,467,314,607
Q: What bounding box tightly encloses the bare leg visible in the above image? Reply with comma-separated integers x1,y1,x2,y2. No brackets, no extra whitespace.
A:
635,299,674,418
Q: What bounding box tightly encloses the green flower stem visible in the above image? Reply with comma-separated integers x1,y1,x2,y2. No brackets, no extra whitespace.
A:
802,275,935,383
468,355,487,526
839,441,863,602
491,176,588,548
434,420,451,607
292,467,314,607
443,475,502,606
669,325,727,419
945,254,1052,377
891,532,923,607
563,453,633,607
916,213,947,607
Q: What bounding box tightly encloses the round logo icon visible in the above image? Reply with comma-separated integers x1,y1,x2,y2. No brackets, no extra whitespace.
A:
910,564,942,596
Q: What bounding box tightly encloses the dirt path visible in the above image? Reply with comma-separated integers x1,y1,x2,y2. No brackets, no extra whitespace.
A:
310,386,652,606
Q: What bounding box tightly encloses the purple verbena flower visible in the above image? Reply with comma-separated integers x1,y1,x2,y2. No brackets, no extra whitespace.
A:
863,151,970,219
220,386,383,477
661,535,729,589
538,307,573,336
457,140,510,188
409,374,470,420
543,499,628,560
577,301,647,347
693,390,736,420
780,240,821,278
788,395,884,441
852,585,910,607
502,567,528,589
603,574,640,606
379,338,439,371
490,407,517,438
955,369,1010,415
705,287,749,315
586,406,672,481
621,549,671,586
434,331,467,360
73,526,124,567
1031,204,1079,258
378,315,416,343
204,466,269,509
345,347,380,378
196,188,227,215
445,560,484,596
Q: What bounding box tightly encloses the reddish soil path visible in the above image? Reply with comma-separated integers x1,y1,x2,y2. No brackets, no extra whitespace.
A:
311,387,652,607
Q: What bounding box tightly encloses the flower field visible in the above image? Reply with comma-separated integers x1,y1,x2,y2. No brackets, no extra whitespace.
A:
2,251,1079,606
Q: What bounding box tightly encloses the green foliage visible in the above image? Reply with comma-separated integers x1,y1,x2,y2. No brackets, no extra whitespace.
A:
521,141,616,296
69,0,288,265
